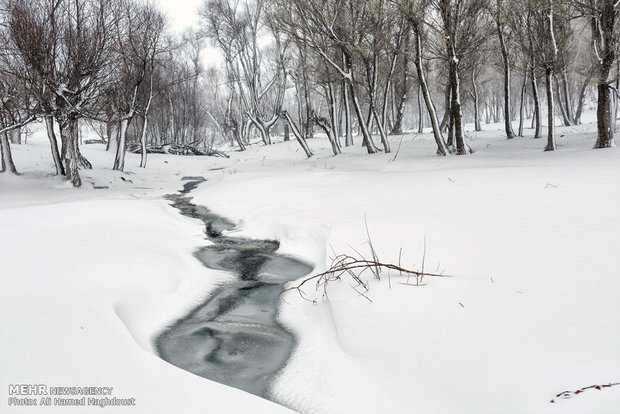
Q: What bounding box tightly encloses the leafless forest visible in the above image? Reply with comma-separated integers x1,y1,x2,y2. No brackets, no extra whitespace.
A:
0,0,618,186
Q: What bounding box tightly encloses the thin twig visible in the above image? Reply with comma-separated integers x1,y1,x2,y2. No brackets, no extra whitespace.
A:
391,134,405,162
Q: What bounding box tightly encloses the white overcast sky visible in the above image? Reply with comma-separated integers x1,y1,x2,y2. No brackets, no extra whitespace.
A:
157,0,202,34
157,0,224,66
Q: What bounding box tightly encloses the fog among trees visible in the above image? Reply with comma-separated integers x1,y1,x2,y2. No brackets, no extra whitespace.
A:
1,0,618,186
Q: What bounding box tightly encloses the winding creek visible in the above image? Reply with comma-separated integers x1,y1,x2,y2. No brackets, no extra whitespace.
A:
156,177,314,399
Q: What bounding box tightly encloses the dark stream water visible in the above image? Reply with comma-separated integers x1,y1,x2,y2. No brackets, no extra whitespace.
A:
156,177,314,398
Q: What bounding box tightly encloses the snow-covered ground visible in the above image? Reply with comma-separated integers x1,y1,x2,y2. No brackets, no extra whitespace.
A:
1,117,619,413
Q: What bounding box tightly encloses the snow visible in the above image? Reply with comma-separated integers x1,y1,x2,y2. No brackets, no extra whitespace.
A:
1,116,619,413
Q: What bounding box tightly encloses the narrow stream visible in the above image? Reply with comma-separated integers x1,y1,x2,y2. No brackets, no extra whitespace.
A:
156,177,314,398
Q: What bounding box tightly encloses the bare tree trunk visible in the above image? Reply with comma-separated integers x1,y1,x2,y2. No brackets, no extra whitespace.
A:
440,82,451,131
372,107,390,153
531,65,542,138
45,115,65,176
105,120,117,151
59,117,81,187
518,70,528,137
381,53,398,136
0,133,17,174
391,59,409,135
472,68,482,131
248,115,269,145
447,106,455,148
573,74,590,125
241,118,251,145
114,118,129,171
351,87,378,154
554,74,572,126
595,81,615,147
343,80,353,146
614,73,619,132
545,67,556,151
233,123,246,150
498,21,515,139
282,111,312,158
140,72,155,168
417,83,424,133
412,24,447,156
327,82,342,148
139,115,149,167
450,58,467,155
283,123,290,141
561,68,573,123
314,113,340,155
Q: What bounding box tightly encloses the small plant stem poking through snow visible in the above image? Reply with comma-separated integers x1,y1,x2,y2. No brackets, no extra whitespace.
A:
282,224,449,302
550,382,620,403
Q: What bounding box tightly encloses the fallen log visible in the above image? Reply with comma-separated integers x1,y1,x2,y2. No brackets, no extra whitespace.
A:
126,143,229,158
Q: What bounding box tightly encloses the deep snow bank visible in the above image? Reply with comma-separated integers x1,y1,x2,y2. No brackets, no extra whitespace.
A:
190,127,620,413
1,119,619,413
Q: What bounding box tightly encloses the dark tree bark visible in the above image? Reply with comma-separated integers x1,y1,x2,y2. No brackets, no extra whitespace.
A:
518,70,528,137
554,74,572,126
417,83,424,133
440,82,451,132
592,0,617,148
531,65,542,138
496,0,516,139
342,80,353,146
59,116,82,187
282,111,312,158
449,60,466,155
545,67,556,151
471,68,482,131
411,21,447,156
560,68,574,123
45,115,65,176
573,72,591,125
0,133,18,174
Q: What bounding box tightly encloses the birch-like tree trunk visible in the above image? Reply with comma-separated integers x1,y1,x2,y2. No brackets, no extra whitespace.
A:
113,118,130,171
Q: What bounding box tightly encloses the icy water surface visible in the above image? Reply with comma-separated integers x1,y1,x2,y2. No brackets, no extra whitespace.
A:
156,177,313,398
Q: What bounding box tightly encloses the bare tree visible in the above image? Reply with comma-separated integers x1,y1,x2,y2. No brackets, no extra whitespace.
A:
108,0,165,171
399,0,449,156
268,0,381,154
8,0,114,186
433,0,489,155
573,0,619,148
202,0,287,148
492,0,517,139
0,73,36,174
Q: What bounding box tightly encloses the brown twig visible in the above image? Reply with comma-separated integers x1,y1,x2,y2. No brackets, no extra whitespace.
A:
282,255,451,302
282,220,450,302
550,382,620,403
